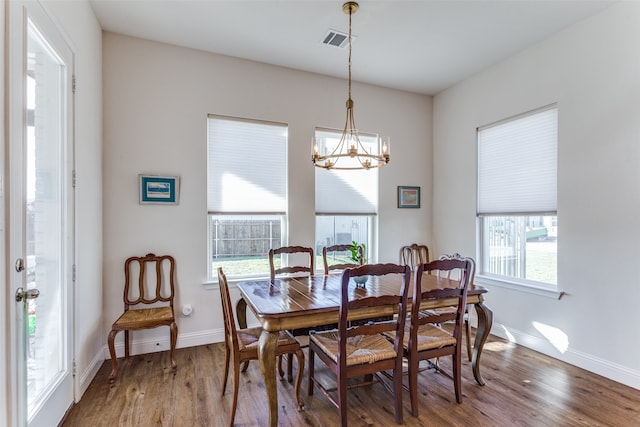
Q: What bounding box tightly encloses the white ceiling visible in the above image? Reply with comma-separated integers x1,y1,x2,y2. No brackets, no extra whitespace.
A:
89,0,614,95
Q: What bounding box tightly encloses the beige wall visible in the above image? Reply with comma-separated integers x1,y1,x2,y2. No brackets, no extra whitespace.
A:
102,33,432,354
434,1,640,389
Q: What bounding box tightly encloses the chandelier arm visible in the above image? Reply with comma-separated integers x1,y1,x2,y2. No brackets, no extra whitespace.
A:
348,101,370,155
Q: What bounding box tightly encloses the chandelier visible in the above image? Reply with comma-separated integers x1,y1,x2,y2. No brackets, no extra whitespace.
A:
312,1,390,170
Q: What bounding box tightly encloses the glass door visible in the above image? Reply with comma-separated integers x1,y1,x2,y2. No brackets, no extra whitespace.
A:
9,1,74,425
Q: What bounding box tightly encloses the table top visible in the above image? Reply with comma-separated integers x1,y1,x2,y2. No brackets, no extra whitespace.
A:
237,273,487,332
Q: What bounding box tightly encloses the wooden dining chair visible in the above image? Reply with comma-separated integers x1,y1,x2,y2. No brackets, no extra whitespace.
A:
218,268,304,425
107,253,178,383
308,263,411,427
437,253,476,362
399,243,429,270
403,257,473,415
406,250,473,362
269,245,314,282
322,243,363,274
269,245,314,379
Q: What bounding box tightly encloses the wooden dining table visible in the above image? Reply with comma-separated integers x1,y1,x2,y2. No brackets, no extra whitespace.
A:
235,272,493,427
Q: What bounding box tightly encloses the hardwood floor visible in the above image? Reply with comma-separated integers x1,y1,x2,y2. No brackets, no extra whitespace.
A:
63,334,640,426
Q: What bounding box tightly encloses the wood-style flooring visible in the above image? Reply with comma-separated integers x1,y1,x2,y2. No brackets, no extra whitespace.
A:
62,334,640,426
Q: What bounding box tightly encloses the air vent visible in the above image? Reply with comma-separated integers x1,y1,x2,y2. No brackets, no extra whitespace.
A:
322,29,355,49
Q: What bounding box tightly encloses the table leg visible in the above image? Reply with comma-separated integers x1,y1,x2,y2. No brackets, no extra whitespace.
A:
472,301,493,386
259,329,279,427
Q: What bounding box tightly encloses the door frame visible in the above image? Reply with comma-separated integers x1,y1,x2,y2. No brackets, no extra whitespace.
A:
1,0,9,425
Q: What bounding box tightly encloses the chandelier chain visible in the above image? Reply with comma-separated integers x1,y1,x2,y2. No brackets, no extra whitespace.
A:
348,6,352,102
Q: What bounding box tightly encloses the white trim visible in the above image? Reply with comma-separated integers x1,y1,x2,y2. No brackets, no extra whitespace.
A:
76,350,103,399
103,327,246,360
202,280,218,291
102,329,223,359
476,274,564,299
202,274,270,291
491,323,640,391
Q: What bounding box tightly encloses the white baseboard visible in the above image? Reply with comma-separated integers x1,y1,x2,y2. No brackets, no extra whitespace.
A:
491,322,640,391
76,349,104,399
102,327,227,360
98,319,640,391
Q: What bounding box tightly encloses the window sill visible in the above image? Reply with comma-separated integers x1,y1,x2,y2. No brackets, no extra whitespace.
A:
475,274,564,300
202,274,270,290
202,280,218,291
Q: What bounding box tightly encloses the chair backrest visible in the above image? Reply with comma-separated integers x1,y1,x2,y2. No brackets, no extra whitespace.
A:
269,246,314,281
399,244,429,270
413,257,474,339
437,253,476,282
123,253,175,311
338,263,411,365
322,244,362,275
217,267,240,353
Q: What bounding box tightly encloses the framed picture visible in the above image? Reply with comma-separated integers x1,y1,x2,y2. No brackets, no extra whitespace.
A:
139,175,180,205
397,186,420,208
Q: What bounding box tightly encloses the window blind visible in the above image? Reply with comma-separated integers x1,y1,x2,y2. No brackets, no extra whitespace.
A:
477,106,557,215
314,128,378,215
207,116,287,213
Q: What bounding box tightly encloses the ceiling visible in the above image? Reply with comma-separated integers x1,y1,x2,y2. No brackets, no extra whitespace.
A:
89,0,614,95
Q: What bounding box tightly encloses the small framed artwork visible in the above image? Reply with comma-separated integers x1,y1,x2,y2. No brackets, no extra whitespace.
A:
139,175,180,205
397,186,420,208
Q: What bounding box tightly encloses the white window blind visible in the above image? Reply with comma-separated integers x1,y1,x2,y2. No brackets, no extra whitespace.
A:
207,116,287,214
477,106,557,215
315,128,378,215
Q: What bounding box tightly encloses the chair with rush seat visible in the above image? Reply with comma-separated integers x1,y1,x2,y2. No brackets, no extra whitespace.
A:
308,263,411,427
402,257,473,415
322,243,363,275
404,248,473,362
107,253,178,383
218,268,304,425
269,245,315,281
399,243,430,270
269,245,315,380
436,253,475,362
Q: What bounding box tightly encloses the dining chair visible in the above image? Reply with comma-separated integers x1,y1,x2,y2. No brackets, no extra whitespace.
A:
308,263,411,427
269,245,315,380
399,243,430,270
437,253,476,362
107,253,178,383
405,249,473,362
218,268,304,425
269,245,314,282
322,243,363,274
403,257,473,415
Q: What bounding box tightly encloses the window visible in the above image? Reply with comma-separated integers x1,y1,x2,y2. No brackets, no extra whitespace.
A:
477,106,557,287
207,116,287,279
314,128,378,269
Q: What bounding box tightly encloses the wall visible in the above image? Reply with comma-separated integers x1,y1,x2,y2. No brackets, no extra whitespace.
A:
433,1,640,389
102,34,432,355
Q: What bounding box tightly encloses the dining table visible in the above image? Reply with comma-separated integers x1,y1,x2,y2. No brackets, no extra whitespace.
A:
235,271,493,427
